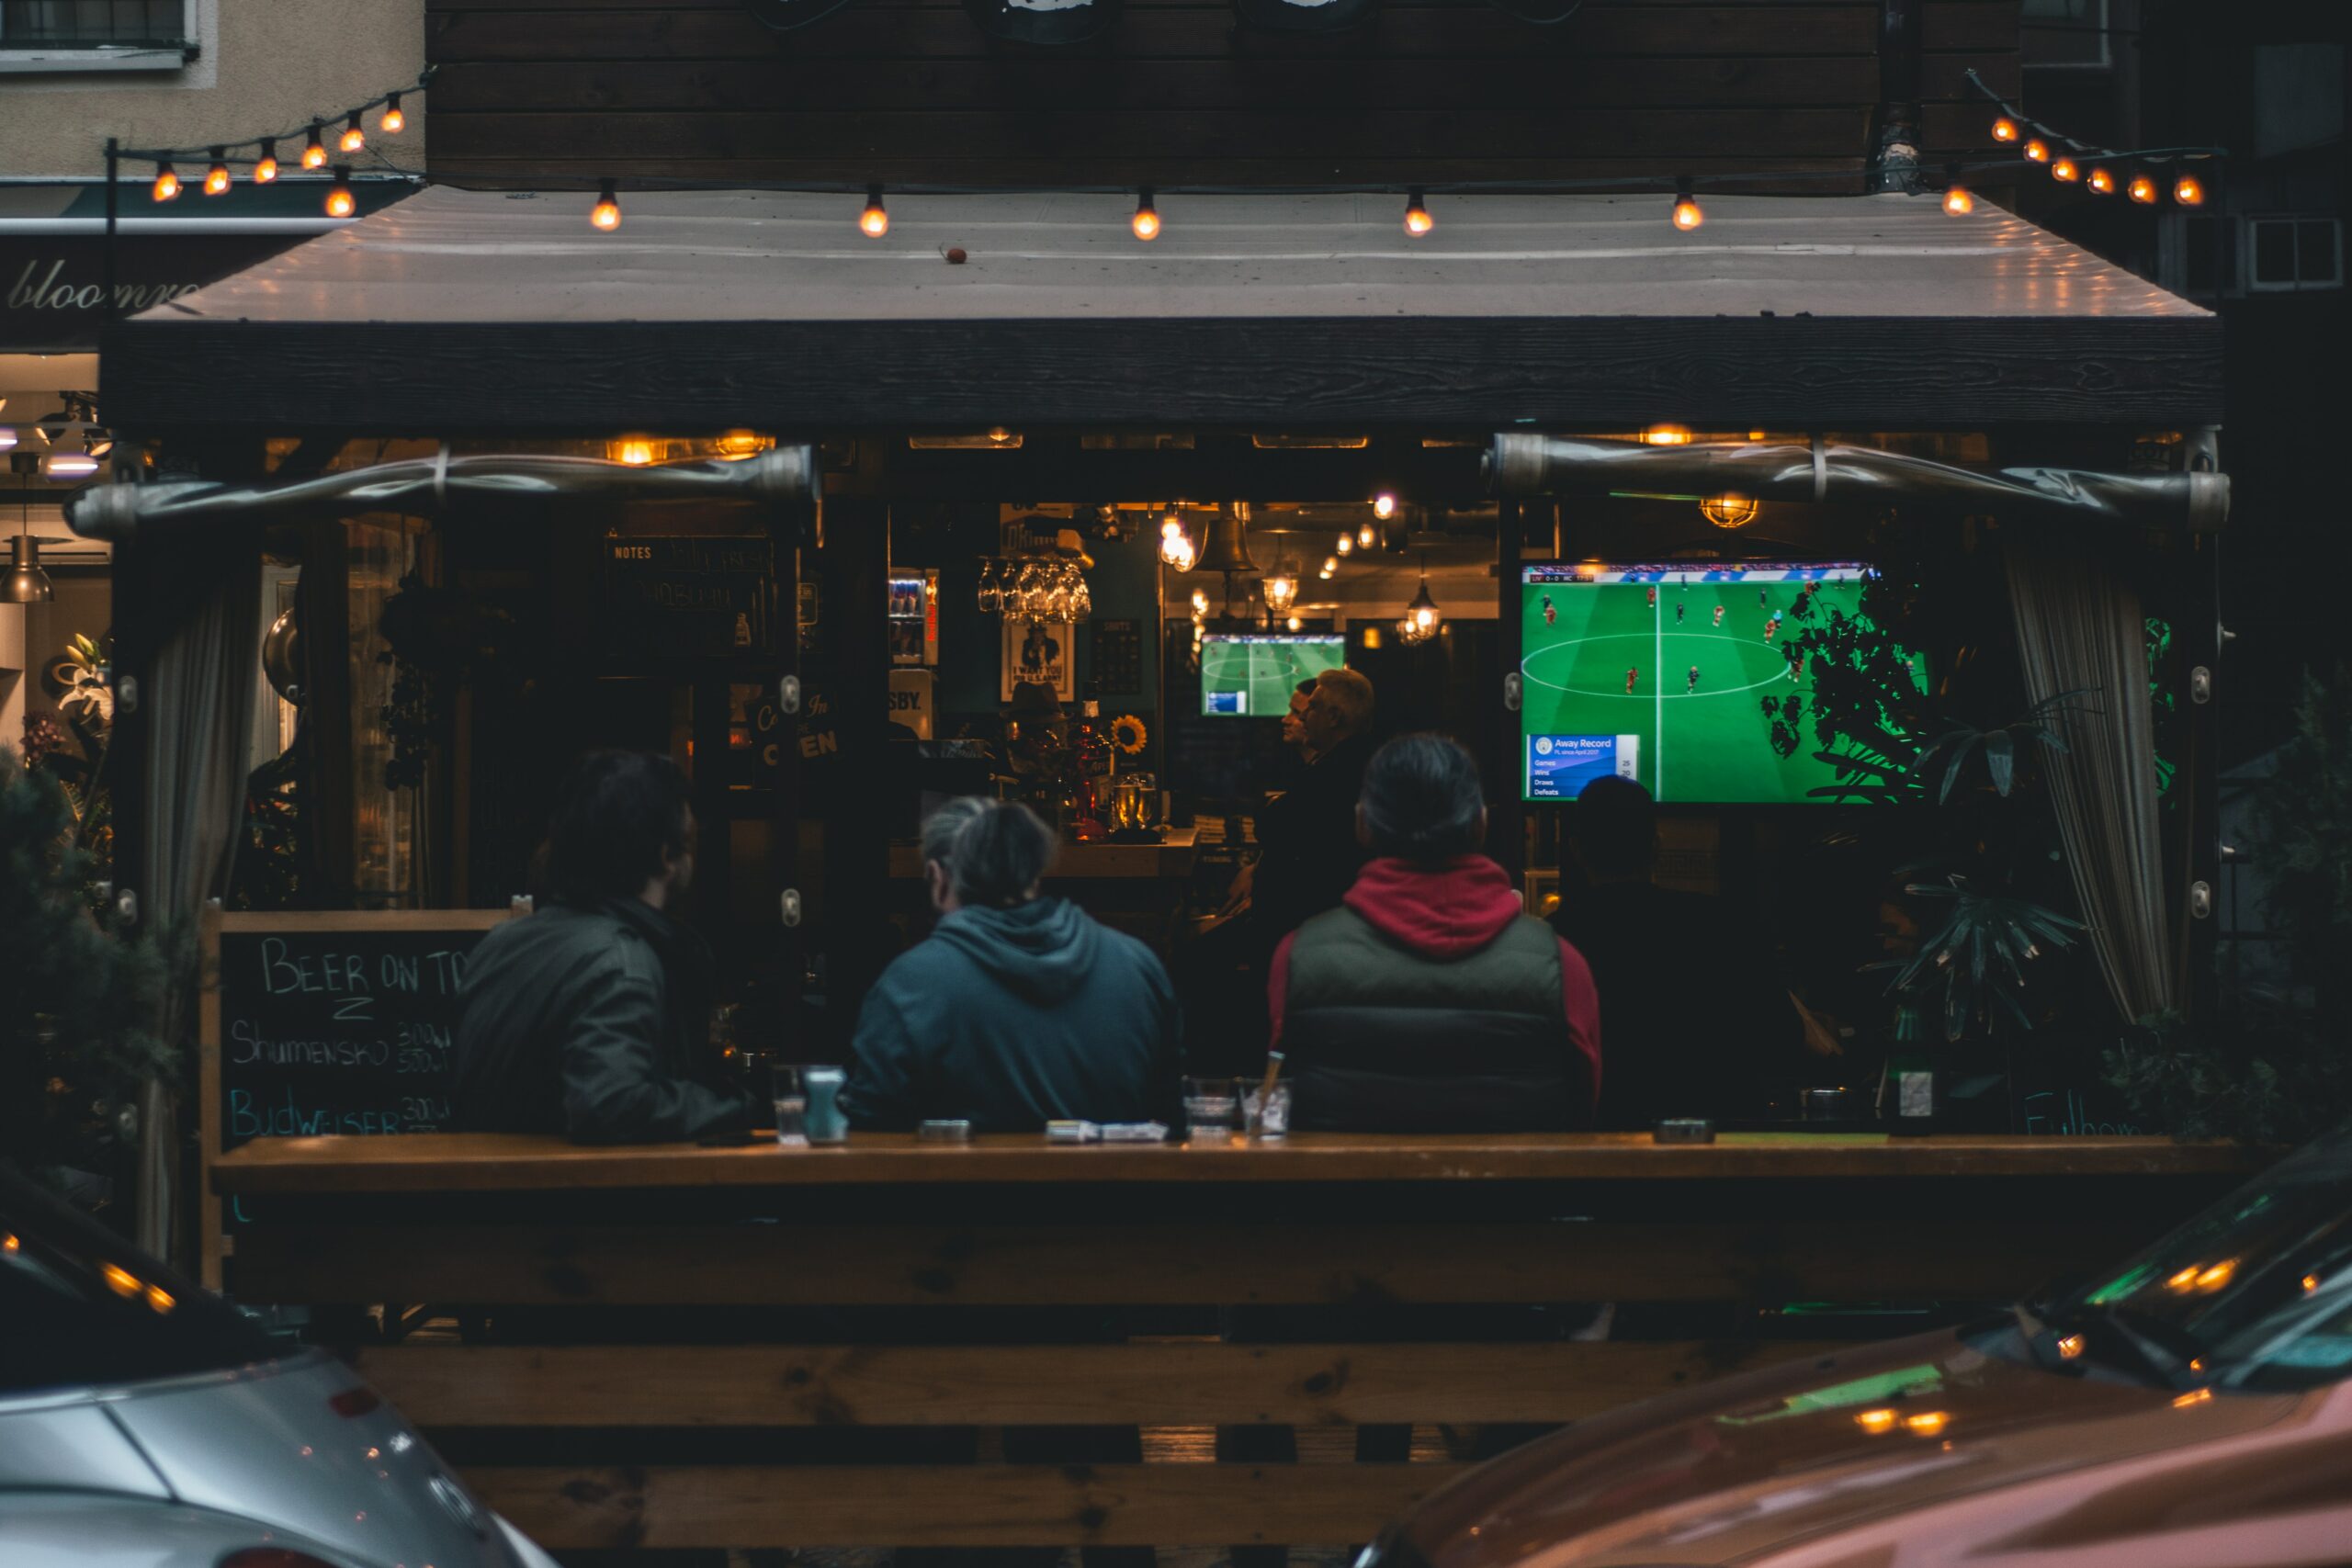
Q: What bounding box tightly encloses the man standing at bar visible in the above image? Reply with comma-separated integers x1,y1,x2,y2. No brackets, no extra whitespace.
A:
1248,666,1377,948
452,751,755,1143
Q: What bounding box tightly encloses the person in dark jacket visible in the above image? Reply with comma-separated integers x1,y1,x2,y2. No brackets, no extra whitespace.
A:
842,797,1181,1131
1552,773,1802,1128
1248,666,1378,947
1267,732,1601,1131
453,751,754,1143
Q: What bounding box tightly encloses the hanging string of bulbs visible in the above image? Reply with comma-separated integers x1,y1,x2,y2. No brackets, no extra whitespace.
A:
119,68,433,220
1958,67,2220,213
572,120,2228,241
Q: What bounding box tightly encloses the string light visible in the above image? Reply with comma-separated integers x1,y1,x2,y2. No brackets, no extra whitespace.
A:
151,162,179,202
591,177,621,231
325,166,356,219
2173,172,2205,206
1335,534,1351,556
339,111,366,154
1991,117,2019,143
2052,156,2080,183
380,93,405,135
301,123,327,170
2023,139,2051,164
1671,182,1703,231
1372,492,1397,520
2128,169,2158,205
2087,164,2116,195
254,139,278,184
860,184,888,238
1132,187,1160,242
203,148,231,197
1358,522,1377,549
1942,164,1973,217
1403,187,1432,237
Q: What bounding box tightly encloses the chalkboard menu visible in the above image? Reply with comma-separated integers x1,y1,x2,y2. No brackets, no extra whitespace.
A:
602,533,775,658
201,908,520,1152
1091,618,1144,696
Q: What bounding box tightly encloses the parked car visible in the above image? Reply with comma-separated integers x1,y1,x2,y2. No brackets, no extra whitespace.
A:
0,1161,560,1568
1370,1130,2352,1568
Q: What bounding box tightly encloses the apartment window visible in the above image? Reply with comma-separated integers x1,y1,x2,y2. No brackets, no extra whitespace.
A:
2022,0,2110,71
2248,216,2343,293
0,0,195,70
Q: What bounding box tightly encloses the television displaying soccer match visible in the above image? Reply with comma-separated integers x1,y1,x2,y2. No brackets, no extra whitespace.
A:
1200,634,1348,717
1521,564,1925,805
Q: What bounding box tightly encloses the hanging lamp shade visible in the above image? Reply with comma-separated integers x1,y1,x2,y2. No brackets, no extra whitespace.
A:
6,535,55,604
1192,503,1261,576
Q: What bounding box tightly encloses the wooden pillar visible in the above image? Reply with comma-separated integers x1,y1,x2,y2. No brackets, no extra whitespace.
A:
819,497,891,1047
769,498,806,1021
1494,498,1525,883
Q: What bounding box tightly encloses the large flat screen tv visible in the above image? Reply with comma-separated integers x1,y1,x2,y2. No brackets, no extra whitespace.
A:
1520,563,1924,805
1199,634,1347,717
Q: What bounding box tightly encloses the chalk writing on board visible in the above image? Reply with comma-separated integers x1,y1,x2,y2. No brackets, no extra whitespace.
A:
213,920,503,1149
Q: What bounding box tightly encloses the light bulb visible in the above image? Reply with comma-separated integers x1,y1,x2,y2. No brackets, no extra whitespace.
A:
254,140,278,183
0,429,15,451
616,437,656,467
1161,514,1184,539
2128,173,2157,205
1643,424,1693,446
1132,188,1159,242
2173,174,2205,206
204,150,231,197
152,163,180,202
340,111,366,154
860,185,888,238
325,167,356,219
1414,605,1435,630
2023,139,2051,164
1358,523,1377,548
302,124,327,170
1942,165,1973,217
1373,492,1397,520
1335,535,1351,556
591,178,621,231
2052,157,2080,183
1671,186,1703,231
380,94,405,135
1991,117,2019,143
1286,616,1302,632
1403,188,1432,237
2087,165,2115,195
41,449,99,479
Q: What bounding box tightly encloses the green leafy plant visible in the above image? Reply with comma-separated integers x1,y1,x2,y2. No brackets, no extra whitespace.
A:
0,748,172,1202
1880,875,2084,1040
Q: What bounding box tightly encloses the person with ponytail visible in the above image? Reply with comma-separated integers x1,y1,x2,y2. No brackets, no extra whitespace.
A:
841,797,1182,1132
1265,733,1601,1130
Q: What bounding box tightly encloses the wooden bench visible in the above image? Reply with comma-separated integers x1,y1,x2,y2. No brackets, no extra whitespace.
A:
212,1132,2263,1553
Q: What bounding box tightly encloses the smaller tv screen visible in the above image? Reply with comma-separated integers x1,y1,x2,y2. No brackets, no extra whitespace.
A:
1200,635,1347,717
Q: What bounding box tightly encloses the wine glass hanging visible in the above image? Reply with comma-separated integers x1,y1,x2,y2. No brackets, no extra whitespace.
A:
975,553,1092,624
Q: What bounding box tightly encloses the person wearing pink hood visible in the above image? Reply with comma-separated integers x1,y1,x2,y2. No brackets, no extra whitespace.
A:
1266,732,1602,1130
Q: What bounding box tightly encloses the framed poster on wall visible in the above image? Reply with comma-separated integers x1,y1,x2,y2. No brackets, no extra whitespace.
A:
1002,618,1075,701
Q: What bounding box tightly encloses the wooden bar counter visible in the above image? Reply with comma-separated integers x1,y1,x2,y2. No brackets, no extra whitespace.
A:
212,1133,2265,1555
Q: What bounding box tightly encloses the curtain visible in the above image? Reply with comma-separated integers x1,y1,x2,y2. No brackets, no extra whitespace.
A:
2002,526,2176,1026
134,526,262,1262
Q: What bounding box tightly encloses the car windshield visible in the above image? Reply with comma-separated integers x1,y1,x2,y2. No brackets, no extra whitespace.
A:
2033,1130,2352,1393
1,1163,279,1399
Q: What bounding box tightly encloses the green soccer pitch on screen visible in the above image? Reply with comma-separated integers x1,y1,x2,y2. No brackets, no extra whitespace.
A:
1520,564,1927,806
1200,634,1348,718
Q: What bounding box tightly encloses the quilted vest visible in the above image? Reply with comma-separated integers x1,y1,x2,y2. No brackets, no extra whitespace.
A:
1278,905,1589,1132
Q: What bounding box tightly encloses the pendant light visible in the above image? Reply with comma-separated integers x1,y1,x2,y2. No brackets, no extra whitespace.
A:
1262,555,1300,615
1399,554,1442,643
7,469,53,604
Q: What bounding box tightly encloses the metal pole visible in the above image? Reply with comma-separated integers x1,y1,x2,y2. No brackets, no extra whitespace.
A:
103,138,119,324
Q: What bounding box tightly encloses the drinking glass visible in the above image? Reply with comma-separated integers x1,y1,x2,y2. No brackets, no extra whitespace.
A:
772,1064,809,1147
1182,1076,1238,1134
1126,773,1158,829
976,560,1001,615
1239,1080,1292,1140
1013,562,1043,620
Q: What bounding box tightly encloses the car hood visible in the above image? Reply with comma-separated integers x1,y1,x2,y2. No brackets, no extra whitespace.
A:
1403,1327,2336,1568
96,1347,514,1568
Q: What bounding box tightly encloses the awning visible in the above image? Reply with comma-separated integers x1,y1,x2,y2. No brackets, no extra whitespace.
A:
101,187,2222,435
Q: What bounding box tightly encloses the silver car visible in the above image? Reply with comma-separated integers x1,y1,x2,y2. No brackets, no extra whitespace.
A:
0,1162,560,1568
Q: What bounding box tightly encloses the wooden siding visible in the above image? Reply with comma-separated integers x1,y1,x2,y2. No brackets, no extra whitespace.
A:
425,0,2020,188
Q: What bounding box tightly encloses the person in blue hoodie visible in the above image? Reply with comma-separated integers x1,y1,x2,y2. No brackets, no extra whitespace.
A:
842,795,1182,1132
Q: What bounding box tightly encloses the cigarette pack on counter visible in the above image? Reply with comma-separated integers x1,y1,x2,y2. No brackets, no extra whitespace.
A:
1046,1120,1101,1144
1099,1122,1170,1143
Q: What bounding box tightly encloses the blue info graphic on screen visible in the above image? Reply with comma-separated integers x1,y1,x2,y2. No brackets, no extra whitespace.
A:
1526,733,1640,800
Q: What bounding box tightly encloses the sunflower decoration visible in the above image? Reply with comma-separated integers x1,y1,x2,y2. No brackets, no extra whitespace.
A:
1110,713,1148,756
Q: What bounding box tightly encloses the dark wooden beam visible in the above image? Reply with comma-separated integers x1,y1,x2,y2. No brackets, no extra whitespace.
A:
105,315,2227,438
